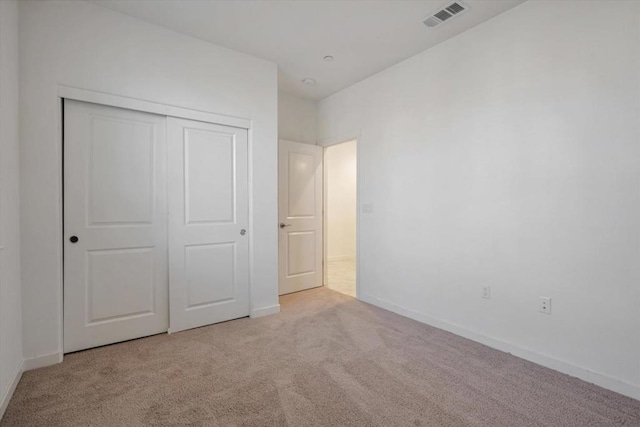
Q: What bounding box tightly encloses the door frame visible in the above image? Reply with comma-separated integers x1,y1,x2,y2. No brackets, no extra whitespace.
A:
57,85,254,355
320,134,361,300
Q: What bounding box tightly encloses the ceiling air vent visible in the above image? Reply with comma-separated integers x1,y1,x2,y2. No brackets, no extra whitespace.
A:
422,1,469,29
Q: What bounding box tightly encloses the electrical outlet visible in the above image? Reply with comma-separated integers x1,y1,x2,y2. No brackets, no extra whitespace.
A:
481,286,491,299
538,296,551,314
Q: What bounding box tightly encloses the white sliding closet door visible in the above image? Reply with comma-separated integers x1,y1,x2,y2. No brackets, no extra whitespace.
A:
167,117,250,333
64,100,168,353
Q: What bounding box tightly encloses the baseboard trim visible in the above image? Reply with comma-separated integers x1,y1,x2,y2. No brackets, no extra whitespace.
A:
23,351,63,371
359,292,640,400
250,304,280,318
0,359,24,420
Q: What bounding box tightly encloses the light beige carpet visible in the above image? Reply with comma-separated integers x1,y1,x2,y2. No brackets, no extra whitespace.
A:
3,287,639,426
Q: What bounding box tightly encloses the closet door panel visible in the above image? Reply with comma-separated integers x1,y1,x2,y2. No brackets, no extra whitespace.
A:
64,99,168,353
167,117,250,333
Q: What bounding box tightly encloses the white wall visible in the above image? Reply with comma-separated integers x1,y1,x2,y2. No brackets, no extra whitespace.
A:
325,140,357,259
317,0,640,398
19,0,278,364
0,0,23,417
278,92,317,145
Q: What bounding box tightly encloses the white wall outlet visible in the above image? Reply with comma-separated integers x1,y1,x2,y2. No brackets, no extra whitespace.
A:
362,203,374,213
538,296,551,314
482,286,491,299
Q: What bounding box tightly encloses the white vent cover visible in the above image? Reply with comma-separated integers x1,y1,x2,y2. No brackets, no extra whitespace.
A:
422,1,469,29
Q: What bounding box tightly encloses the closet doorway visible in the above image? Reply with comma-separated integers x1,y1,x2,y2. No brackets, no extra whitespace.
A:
63,99,250,353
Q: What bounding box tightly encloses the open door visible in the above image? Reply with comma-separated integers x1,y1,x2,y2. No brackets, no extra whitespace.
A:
278,140,323,295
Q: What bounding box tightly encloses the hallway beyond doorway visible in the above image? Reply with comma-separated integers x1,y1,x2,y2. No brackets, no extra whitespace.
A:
327,257,356,297
324,139,357,298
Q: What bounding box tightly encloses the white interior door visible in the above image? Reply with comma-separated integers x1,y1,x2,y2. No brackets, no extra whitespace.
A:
167,117,250,333
64,100,168,353
278,140,323,295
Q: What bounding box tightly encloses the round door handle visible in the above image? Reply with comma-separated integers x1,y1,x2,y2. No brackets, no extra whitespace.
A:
69,236,79,243
240,229,246,236
279,223,292,229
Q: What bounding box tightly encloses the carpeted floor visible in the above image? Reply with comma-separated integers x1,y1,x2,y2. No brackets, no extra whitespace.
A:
3,288,640,426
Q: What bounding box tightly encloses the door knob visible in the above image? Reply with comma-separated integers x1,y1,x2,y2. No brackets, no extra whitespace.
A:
279,223,292,229
240,229,246,236
69,236,79,243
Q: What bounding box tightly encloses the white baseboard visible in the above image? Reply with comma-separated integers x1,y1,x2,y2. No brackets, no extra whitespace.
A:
23,351,63,371
359,292,640,400
0,359,24,420
250,304,280,318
